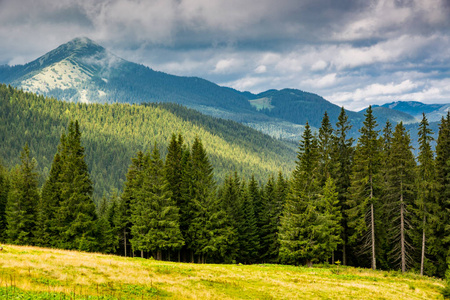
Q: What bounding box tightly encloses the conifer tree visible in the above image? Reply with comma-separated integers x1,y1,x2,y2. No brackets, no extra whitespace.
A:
0,161,9,241
35,152,63,247
188,137,232,263
118,150,148,257
130,144,184,260
347,106,381,270
320,177,343,263
332,107,354,265
433,113,450,277
239,180,260,264
318,111,335,185
56,121,97,251
384,122,416,272
416,113,437,275
279,122,334,266
260,175,277,262
5,144,39,245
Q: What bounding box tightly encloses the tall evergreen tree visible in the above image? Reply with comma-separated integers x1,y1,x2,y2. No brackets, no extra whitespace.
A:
35,152,63,247
0,161,9,241
5,144,39,245
130,144,184,260
188,137,232,263
118,150,148,257
384,122,416,272
318,111,335,185
279,122,335,266
332,107,354,265
347,106,381,270
56,121,97,251
260,175,277,262
320,177,343,263
416,113,437,276
433,113,450,277
239,180,260,264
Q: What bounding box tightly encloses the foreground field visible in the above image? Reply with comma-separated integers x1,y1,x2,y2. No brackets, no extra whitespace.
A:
0,245,445,299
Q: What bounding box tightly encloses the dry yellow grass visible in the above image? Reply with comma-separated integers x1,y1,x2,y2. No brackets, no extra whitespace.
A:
0,244,445,299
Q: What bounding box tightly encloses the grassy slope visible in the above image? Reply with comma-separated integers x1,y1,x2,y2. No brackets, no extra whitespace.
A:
0,245,445,300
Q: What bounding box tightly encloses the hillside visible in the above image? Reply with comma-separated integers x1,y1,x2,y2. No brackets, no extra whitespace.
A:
0,84,296,199
0,244,445,299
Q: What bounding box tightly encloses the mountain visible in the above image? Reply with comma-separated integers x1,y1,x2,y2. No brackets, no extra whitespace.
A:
0,84,296,199
0,37,434,142
375,101,450,122
0,37,309,140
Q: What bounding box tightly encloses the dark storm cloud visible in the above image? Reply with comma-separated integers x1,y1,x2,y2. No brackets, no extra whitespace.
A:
1,0,450,109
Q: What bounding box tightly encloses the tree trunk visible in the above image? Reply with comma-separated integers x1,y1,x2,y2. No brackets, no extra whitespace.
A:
343,230,347,265
420,214,426,276
400,193,406,273
124,229,127,257
306,260,313,267
370,175,376,270
332,251,335,264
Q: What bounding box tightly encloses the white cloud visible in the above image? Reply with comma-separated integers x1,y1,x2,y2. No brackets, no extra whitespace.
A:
254,65,267,74
302,73,337,89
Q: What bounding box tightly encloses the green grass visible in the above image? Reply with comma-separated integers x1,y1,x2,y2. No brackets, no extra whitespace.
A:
0,245,446,299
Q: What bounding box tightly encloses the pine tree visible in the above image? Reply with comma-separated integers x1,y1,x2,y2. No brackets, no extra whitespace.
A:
384,122,416,272
416,113,437,276
433,113,450,277
239,180,260,264
5,144,39,245
332,107,354,265
0,161,9,241
56,121,97,251
130,144,184,260
347,106,381,270
320,177,343,263
118,150,148,257
260,175,276,262
35,152,63,247
279,122,334,266
318,111,335,185
188,137,232,263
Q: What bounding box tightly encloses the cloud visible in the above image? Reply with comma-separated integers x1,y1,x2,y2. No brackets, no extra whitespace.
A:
1,0,450,111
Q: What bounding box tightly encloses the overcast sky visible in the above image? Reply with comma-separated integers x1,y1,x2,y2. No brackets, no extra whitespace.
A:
1,0,450,110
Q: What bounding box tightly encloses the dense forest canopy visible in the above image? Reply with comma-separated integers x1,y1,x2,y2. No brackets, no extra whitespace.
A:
1,85,449,292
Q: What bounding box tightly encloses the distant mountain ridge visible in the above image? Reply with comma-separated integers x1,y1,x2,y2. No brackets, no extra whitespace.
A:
1,37,444,141
373,101,450,122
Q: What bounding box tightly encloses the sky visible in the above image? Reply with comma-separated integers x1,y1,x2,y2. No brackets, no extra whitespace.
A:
1,0,450,111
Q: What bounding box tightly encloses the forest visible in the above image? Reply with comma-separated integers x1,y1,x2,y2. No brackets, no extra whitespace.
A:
0,84,449,285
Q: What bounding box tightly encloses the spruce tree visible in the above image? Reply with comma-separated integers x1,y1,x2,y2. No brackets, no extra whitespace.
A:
188,137,232,263
279,122,334,266
130,144,184,260
118,150,148,257
5,144,39,245
239,180,260,264
347,106,381,270
260,175,277,262
433,113,450,277
35,152,63,247
416,113,437,275
320,177,343,263
0,161,9,241
332,107,354,265
384,122,416,272
56,121,97,251
318,111,335,185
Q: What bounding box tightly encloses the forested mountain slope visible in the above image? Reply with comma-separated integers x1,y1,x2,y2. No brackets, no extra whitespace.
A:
0,84,296,199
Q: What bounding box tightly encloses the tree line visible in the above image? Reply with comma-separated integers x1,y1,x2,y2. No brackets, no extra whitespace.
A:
0,106,449,279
